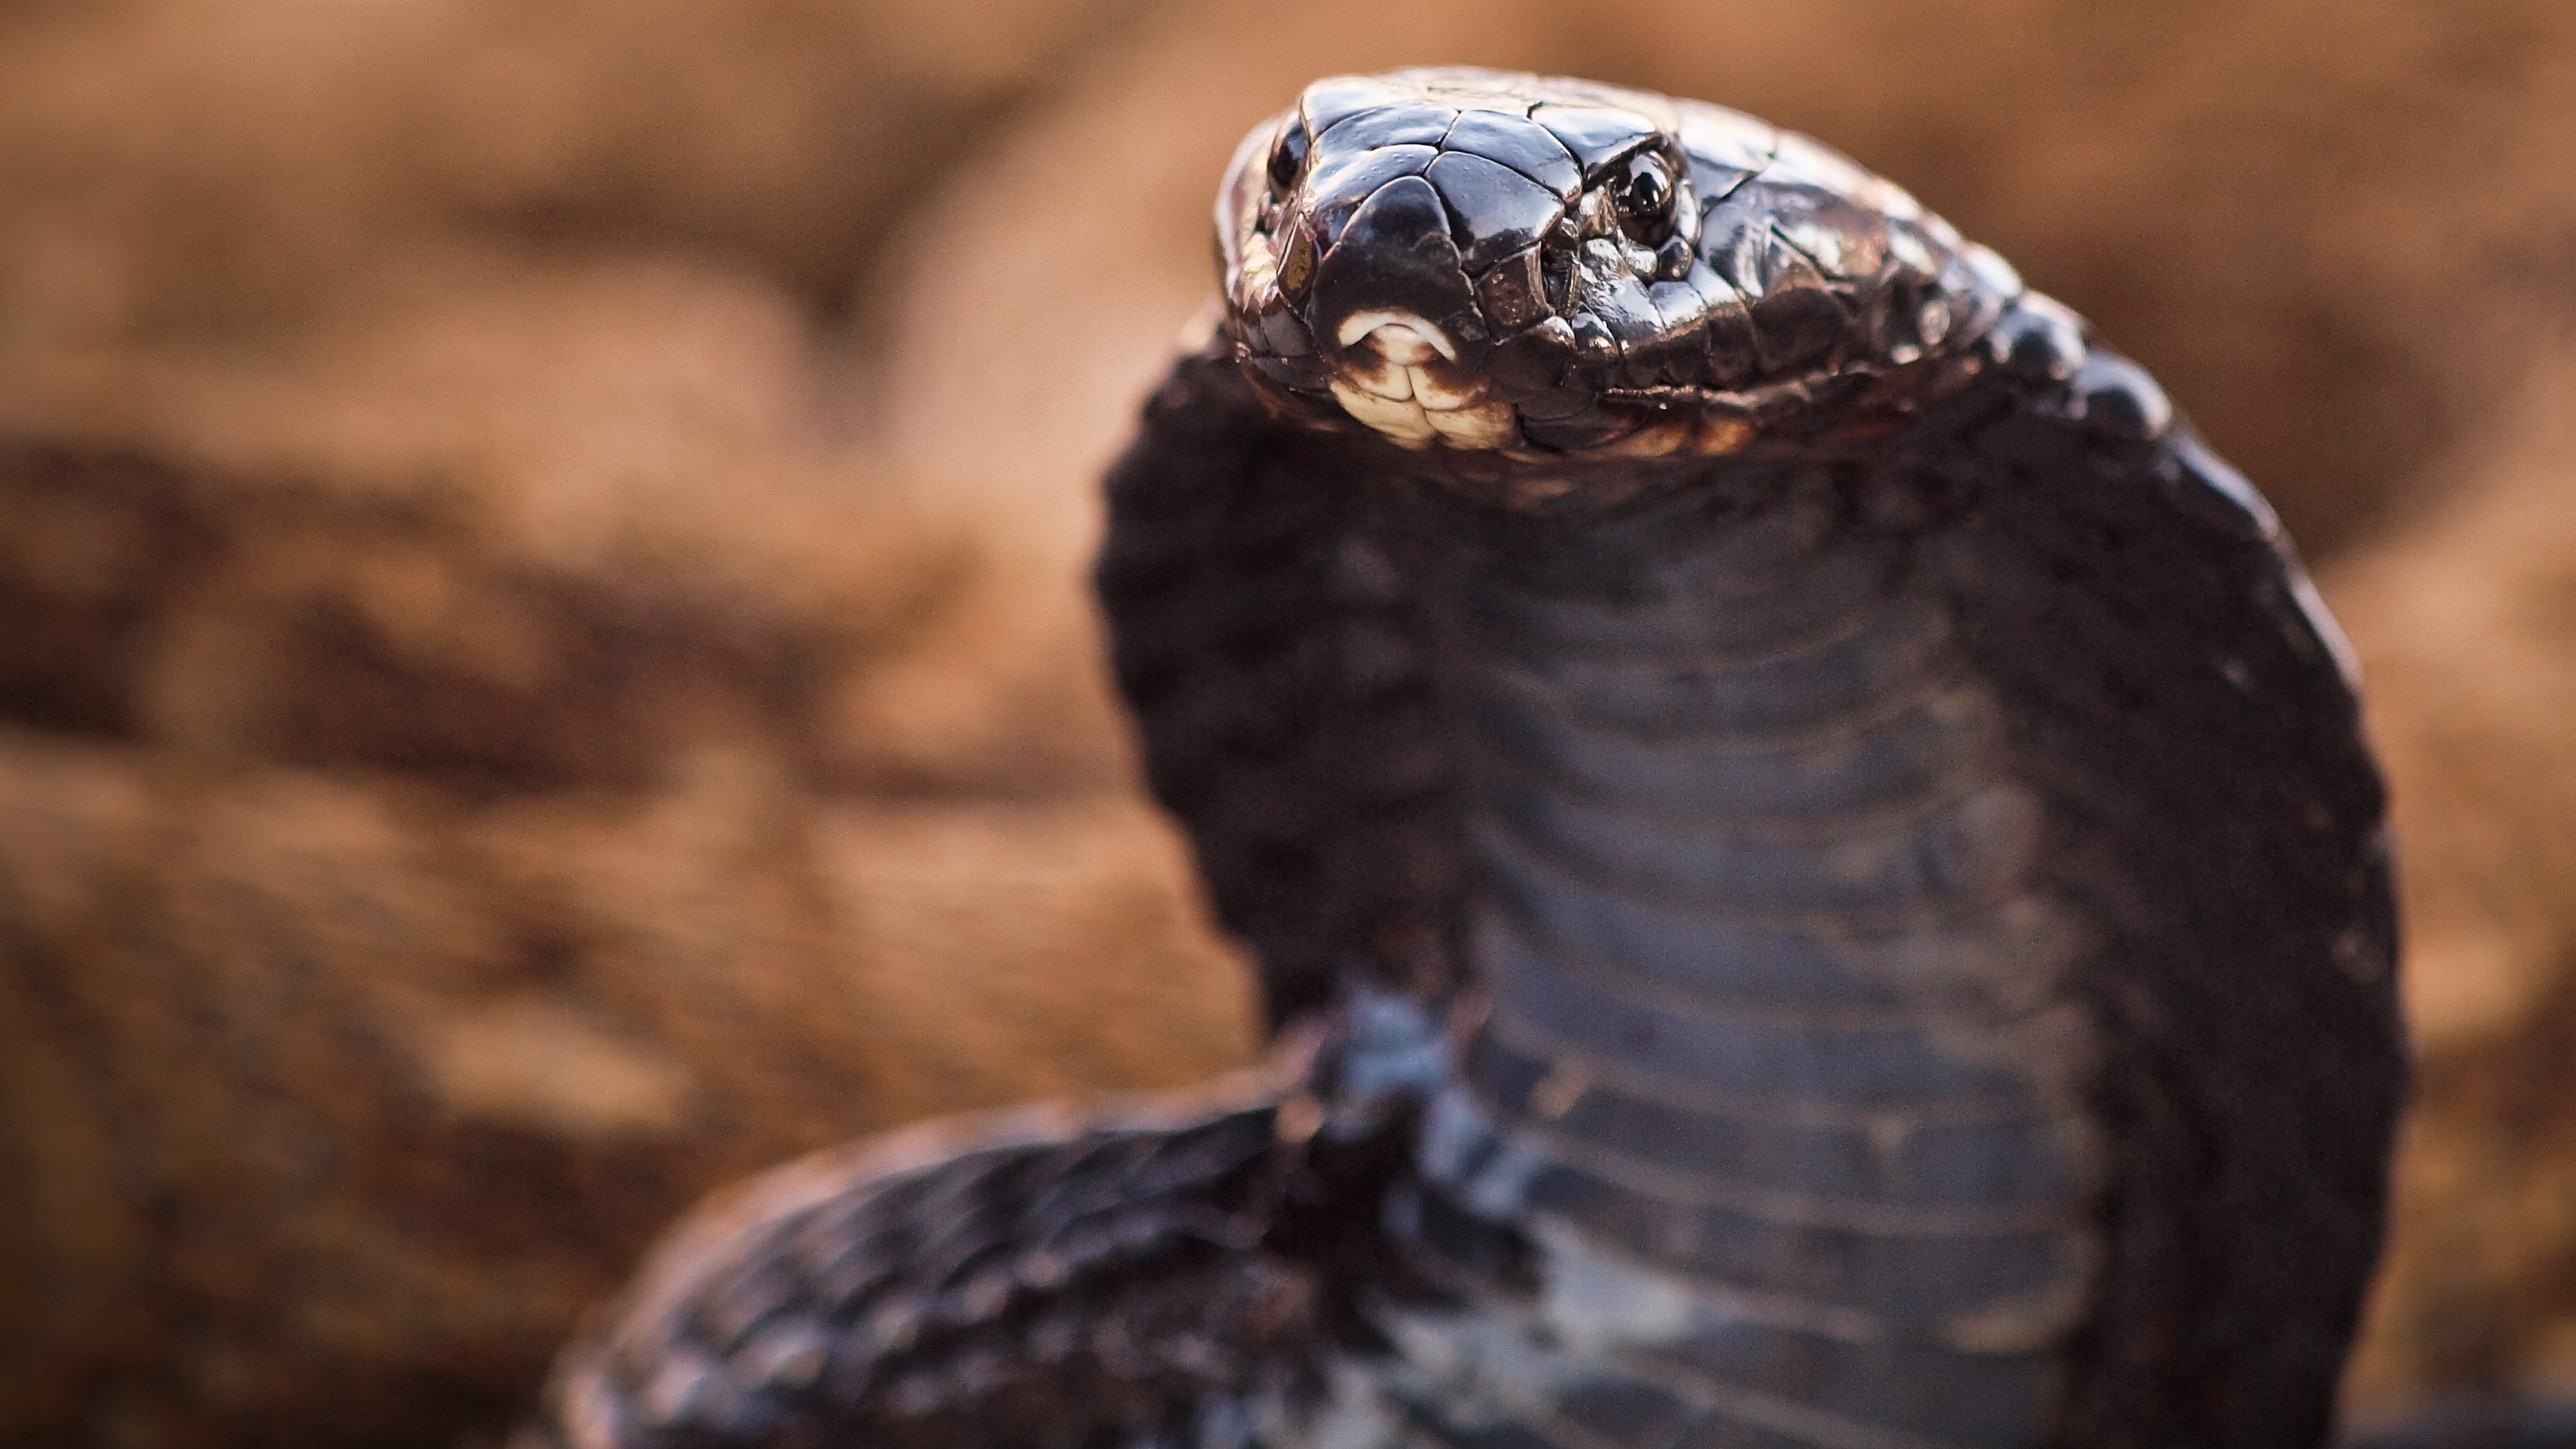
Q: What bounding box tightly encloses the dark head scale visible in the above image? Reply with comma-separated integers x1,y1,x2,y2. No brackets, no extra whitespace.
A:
1219,68,2023,461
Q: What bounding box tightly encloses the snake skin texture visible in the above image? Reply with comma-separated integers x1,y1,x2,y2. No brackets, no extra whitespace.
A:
532,69,2405,1449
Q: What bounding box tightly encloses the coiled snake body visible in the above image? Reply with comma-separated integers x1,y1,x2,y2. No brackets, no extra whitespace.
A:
536,69,2403,1449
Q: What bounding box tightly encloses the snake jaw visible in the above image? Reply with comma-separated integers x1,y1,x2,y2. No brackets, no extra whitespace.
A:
1326,314,1521,450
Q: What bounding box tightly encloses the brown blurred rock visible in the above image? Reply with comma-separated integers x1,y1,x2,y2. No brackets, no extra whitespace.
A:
0,730,1254,1447
0,255,1132,797
0,0,1131,347
2330,353,2576,1412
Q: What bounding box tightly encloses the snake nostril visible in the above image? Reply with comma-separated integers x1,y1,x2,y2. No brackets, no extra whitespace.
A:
1539,245,1574,311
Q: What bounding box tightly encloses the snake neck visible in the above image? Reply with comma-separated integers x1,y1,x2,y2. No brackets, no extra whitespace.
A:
1348,452,2109,1447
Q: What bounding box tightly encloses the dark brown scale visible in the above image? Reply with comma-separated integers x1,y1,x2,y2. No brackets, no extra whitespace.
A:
1094,355,1480,1024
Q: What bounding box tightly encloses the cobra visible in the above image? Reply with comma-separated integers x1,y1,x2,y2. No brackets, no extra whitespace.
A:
533,68,2404,1449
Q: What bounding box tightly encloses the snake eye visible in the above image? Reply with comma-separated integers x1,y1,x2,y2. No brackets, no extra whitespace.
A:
1610,152,1677,245
1268,121,1311,193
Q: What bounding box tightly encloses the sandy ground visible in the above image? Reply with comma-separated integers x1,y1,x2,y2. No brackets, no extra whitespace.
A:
0,0,2571,1442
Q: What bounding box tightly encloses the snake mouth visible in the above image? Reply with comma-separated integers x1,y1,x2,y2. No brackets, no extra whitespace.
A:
1326,313,1520,449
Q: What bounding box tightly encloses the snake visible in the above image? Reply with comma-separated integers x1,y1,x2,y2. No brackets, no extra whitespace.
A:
530,67,2405,1449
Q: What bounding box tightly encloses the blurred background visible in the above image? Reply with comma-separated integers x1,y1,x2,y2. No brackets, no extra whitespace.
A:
0,0,2571,1444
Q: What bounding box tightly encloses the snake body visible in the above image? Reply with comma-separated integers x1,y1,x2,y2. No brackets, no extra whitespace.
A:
535,69,2403,1449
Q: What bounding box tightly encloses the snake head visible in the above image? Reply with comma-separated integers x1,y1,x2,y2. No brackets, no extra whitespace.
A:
1219,67,2019,459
